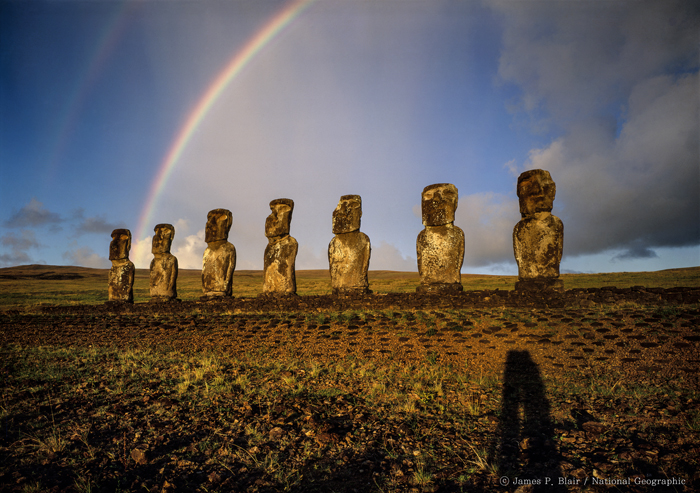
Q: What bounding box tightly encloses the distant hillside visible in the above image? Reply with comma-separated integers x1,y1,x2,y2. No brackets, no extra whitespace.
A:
1,264,699,280
0,264,106,280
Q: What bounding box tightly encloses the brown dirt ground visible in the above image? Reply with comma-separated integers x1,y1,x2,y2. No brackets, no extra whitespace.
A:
1,292,699,493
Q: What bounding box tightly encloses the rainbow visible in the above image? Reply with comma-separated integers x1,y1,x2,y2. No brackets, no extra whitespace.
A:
46,2,138,187
135,0,316,250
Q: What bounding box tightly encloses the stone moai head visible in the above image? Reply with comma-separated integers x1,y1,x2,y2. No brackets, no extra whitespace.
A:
265,199,294,238
332,195,362,234
422,183,458,226
205,209,233,244
152,223,175,255
517,169,556,217
109,229,131,260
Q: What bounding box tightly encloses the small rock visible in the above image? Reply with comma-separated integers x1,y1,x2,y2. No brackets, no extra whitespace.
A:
315,431,339,444
582,421,607,435
269,427,285,440
131,448,148,465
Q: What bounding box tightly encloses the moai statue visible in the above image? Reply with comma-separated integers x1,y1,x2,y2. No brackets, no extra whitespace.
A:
202,209,236,298
513,169,564,292
108,229,135,303
150,223,178,302
328,195,371,295
263,198,298,296
416,183,464,293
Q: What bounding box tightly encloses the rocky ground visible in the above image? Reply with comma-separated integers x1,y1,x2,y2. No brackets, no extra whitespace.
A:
1,289,699,492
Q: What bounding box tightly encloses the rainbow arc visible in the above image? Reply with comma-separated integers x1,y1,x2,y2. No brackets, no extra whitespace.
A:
135,0,316,253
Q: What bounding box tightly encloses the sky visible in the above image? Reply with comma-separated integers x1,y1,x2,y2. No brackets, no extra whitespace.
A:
1,0,698,275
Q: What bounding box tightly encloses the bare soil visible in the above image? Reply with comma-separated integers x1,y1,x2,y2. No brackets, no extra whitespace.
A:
1,289,699,492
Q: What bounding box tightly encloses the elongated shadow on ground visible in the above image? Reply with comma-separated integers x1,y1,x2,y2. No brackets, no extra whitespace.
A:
488,350,565,491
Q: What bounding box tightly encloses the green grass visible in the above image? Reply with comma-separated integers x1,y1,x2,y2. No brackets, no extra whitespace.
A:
1,264,698,309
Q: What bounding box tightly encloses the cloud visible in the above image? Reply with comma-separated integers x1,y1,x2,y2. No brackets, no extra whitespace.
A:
370,241,416,272
62,246,110,269
73,209,125,236
130,236,153,270
455,192,520,267
4,198,63,228
0,230,43,267
503,159,518,178
489,0,699,262
0,251,33,267
131,228,207,270
522,73,699,257
1,230,41,250
491,0,698,125
171,229,206,270
611,240,659,262
141,1,696,273
296,245,323,271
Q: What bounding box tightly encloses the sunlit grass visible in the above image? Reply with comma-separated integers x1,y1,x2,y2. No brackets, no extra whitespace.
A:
1,264,698,308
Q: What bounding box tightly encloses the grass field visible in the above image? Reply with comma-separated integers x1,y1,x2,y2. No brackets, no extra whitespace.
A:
0,264,698,309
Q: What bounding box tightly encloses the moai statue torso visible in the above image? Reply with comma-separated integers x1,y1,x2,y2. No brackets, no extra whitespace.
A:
263,199,298,296
328,195,371,295
150,223,178,301
108,229,135,303
416,183,464,293
202,209,236,298
513,169,564,291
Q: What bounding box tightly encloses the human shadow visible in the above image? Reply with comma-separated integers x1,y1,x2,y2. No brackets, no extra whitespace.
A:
488,350,565,491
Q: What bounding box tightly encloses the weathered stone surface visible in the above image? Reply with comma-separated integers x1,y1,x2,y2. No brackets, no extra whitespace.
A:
263,199,297,296
150,223,178,301
332,194,362,234
329,195,371,295
513,169,564,292
417,184,464,293
202,209,236,298
108,229,135,303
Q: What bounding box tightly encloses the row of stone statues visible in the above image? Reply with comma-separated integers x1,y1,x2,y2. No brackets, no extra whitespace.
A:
108,169,563,302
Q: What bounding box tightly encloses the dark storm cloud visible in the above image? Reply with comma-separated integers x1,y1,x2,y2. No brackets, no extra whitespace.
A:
612,241,659,262
4,198,63,228
485,0,700,263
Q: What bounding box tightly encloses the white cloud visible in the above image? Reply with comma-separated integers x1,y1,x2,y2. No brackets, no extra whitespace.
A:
130,236,153,269
455,192,520,267
295,244,326,271
0,251,32,267
4,198,62,228
370,241,416,272
0,230,44,267
171,229,206,270
131,226,208,270
62,246,110,269
1,230,41,250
